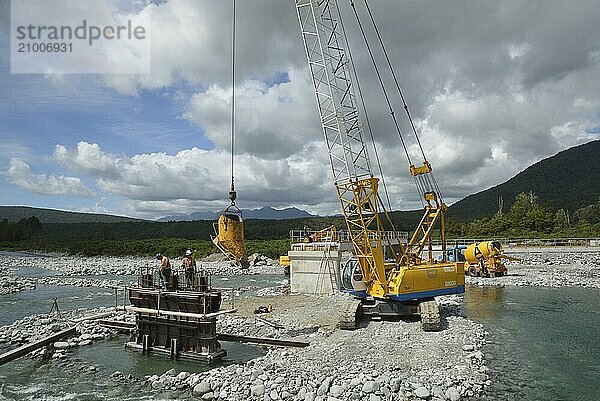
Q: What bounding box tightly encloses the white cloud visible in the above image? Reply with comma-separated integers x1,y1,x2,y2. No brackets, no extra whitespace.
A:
53,141,335,216
182,68,321,159
54,142,125,179
99,0,304,94
5,0,600,218
77,202,111,215
6,158,94,198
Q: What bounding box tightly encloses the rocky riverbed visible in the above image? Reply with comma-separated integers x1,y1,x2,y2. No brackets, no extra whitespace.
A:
466,250,600,288
0,289,488,400
0,307,132,360
144,294,488,401
0,252,283,295
5,248,598,400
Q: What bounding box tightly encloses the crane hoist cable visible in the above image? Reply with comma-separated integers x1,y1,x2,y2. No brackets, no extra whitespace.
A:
350,0,412,166
361,0,443,202
335,0,392,211
228,0,237,208
351,0,446,205
212,0,248,268
361,0,427,163
348,0,424,206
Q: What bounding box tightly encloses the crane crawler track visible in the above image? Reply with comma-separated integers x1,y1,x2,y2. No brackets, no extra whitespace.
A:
339,298,362,330
419,299,441,332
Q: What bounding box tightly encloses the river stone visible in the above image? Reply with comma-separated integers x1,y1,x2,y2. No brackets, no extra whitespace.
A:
151,380,164,390
193,381,211,395
445,387,460,401
369,395,382,401
176,371,190,381
462,344,475,352
201,392,214,400
350,377,362,387
469,351,484,360
414,387,430,399
330,384,343,397
431,386,444,398
79,339,92,346
362,381,378,393
53,341,69,349
251,384,265,396
270,389,280,400
316,376,333,396
49,323,62,332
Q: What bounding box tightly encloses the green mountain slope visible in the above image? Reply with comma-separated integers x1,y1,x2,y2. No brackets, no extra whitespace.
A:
32,210,422,241
448,140,600,220
0,206,140,223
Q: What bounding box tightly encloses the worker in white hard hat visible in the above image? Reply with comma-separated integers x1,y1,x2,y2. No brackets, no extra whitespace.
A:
182,249,196,288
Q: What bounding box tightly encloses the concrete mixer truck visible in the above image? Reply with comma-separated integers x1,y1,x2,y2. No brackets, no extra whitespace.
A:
462,241,521,277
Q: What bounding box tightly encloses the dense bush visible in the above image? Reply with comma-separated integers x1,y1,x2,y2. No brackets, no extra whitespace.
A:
0,238,291,259
2,193,599,258
446,193,600,238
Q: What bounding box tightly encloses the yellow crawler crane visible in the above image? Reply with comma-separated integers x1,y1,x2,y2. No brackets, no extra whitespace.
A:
464,241,521,278
296,0,465,331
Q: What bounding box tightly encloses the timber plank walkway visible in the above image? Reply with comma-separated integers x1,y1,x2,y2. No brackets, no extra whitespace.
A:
0,327,76,365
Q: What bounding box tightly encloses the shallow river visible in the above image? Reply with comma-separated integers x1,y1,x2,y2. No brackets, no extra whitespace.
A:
463,285,600,401
1,254,599,400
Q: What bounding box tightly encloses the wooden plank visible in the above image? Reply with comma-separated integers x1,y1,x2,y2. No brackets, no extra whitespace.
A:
254,315,285,329
70,311,118,323
0,327,76,366
217,333,309,348
97,320,135,331
121,305,237,319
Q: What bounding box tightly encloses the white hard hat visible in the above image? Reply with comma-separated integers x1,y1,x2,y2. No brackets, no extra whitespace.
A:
185,250,192,256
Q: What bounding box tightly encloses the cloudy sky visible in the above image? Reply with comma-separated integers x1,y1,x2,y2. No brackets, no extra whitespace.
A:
1,0,598,220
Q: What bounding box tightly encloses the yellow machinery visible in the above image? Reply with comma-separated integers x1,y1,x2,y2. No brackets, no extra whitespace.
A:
279,255,291,276
303,225,338,243
212,205,249,268
296,0,464,331
464,241,521,277
211,5,248,269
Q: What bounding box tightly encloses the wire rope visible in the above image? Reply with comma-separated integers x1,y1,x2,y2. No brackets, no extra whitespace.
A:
334,0,392,211
229,0,237,203
361,0,428,162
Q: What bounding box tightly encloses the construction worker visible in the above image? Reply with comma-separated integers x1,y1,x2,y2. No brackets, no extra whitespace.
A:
182,249,196,288
155,253,171,288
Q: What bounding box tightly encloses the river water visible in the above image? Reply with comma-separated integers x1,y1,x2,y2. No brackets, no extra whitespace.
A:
463,285,600,401
1,254,599,400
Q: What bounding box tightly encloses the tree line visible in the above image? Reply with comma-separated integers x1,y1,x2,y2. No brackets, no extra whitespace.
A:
1,193,599,257
445,193,600,238
0,216,42,241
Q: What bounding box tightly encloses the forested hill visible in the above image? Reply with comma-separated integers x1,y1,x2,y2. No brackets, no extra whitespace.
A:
32,210,423,241
448,140,600,220
0,206,140,223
